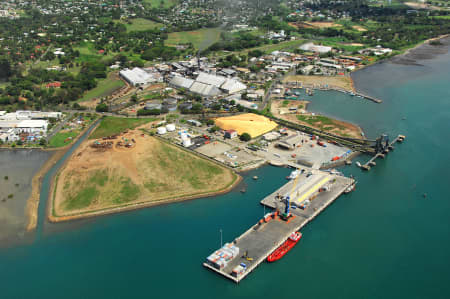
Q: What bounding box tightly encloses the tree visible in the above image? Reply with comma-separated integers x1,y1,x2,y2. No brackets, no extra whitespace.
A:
39,138,47,146
240,133,251,141
191,103,203,114
96,103,108,112
137,108,160,116
209,125,220,133
212,103,221,111
0,58,12,80
131,94,138,102
206,119,215,126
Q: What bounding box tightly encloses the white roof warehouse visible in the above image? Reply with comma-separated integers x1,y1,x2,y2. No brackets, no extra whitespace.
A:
0,119,48,133
119,68,154,87
169,72,247,98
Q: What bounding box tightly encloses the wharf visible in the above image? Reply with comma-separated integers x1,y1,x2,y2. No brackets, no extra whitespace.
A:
360,135,405,170
203,169,354,283
354,92,383,103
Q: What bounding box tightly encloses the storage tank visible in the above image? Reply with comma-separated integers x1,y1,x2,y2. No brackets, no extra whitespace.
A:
157,127,167,135
182,138,192,147
166,124,176,132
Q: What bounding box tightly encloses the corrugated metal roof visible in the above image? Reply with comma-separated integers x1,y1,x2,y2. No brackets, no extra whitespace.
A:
119,68,153,86
189,82,221,97
221,79,247,94
196,72,227,87
169,76,194,89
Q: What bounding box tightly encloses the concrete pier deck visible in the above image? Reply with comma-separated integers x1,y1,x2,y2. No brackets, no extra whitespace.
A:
203,169,354,283
360,135,405,170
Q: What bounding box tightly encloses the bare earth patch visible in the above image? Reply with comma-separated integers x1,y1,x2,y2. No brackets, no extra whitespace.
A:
289,22,342,29
271,99,363,139
50,125,238,221
352,25,367,32
283,75,355,92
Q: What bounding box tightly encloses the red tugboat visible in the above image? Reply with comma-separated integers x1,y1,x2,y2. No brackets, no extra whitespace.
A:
267,232,302,262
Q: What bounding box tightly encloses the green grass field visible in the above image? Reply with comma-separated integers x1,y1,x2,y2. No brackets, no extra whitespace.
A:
0,81,10,89
89,117,157,139
297,115,346,131
48,131,79,148
74,42,115,63
216,39,305,58
116,18,164,32
79,73,125,102
143,0,178,8
166,28,222,50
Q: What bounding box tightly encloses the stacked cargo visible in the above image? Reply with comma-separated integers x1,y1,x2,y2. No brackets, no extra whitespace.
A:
231,263,247,277
206,243,240,270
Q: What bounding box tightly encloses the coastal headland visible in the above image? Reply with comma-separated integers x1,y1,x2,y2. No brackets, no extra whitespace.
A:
283,75,355,92
270,99,364,139
48,118,240,222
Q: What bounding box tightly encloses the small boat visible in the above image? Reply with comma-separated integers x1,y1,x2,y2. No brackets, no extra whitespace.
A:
253,176,258,180
286,169,300,180
344,182,357,194
356,161,362,168
267,232,302,262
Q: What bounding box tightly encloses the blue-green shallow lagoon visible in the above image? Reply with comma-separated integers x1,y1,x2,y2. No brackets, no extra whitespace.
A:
1,43,450,298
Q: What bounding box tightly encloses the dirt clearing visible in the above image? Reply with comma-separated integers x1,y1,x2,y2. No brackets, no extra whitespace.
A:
283,75,355,92
51,125,239,220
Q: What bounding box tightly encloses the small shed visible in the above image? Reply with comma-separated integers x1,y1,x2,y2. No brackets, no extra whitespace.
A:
224,130,238,139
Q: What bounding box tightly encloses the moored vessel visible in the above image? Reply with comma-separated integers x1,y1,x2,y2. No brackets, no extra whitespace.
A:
267,232,302,262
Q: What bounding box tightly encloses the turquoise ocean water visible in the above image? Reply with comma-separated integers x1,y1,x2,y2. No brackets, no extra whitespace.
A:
0,46,449,298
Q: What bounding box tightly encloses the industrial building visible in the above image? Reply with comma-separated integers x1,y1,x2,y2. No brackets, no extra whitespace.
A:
119,67,155,87
169,76,194,89
168,72,247,98
189,81,221,98
0,120,49,142
0,110,60,143
0,110,62,120
299,42,332,54
288,173,331,207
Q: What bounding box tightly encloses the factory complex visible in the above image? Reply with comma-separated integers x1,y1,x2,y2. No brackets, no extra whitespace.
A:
0,110,62,143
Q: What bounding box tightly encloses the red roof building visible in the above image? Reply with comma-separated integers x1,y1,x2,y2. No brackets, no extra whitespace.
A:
46,82,62,88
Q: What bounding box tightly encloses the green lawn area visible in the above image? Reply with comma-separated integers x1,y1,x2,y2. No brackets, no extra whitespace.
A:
74,42,115,63
319,38,366,52
48,131,79,148
89,117,157,139
297,115,346,130
79,73,125,102
143,0,178,8
0,81,10,89
166,28,223,50
116,18,164,32
49,115,98,147
221,39,305,57
433,15,450,19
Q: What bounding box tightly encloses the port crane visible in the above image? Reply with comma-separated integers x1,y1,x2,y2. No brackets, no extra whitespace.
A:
281,170,300,221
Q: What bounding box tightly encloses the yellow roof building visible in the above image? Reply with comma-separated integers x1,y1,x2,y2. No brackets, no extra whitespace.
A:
215,113,278,138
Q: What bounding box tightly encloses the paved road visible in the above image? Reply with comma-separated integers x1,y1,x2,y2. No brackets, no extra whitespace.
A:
46,111,74,141
259,69,296,111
